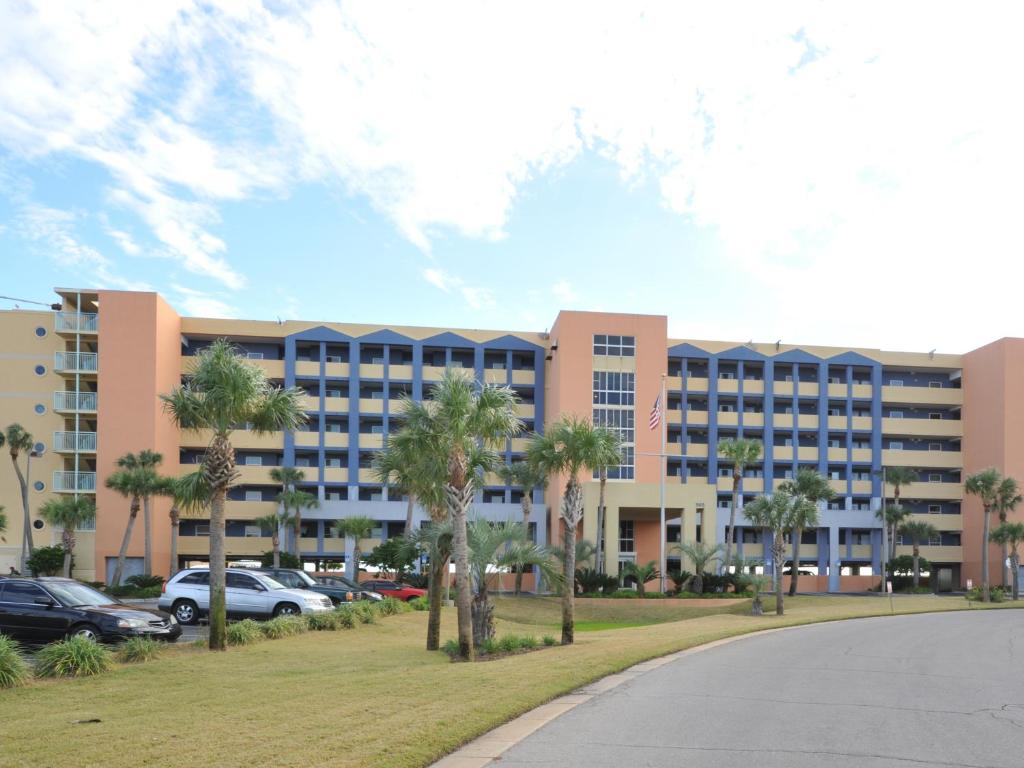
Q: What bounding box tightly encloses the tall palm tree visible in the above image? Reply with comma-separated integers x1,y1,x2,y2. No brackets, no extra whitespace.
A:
497,460,549,594
374,446,418,536
334,516,376,583
402,368,522,660
528,415,615,645
162,469,210,579
993,479,1022,588
591,430,623,575
876,503,909,583
255,510,295,568
161,338,306,650
109,450,164,576
717,437,763,572
778,468,834,595
743,491,808,615
269,467,306,556
879,467,918,559
898,520,938,588
409,516,453,647
965,468,1004,603
673,541,723,594
38,496,96,578
990,522,1024,600
2,424,36,565
278,487,318,559
105,464,155,586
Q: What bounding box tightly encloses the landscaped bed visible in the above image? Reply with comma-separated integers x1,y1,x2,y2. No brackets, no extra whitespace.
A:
0,595,1020,768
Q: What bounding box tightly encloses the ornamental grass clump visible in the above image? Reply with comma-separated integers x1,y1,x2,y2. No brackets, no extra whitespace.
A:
0,635,30,688
116,637,162,664
378,597,408,616
260,615,307,639
306,611,342,631
333,606,357,629
352,601,377,624
34,636,112,678
226,619,263,646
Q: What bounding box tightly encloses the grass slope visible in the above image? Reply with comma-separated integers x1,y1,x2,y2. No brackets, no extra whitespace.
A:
0,595,1018,768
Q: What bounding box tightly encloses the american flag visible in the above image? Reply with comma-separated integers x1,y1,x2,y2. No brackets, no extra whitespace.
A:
649,393,662,430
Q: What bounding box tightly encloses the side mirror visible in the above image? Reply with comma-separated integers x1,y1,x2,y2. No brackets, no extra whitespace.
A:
33,597,55,607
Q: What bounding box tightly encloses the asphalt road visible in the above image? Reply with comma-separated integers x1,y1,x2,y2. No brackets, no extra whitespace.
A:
491,611,1024,768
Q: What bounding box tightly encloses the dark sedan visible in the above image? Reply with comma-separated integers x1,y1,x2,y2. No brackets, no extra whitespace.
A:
253,568,383,604
0,577,181,643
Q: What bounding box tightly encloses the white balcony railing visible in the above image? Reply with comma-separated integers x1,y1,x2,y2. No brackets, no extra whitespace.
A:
54,312,98,332
53,391,97,411
52,471,97,492
54,351,98,372
53,431,97,452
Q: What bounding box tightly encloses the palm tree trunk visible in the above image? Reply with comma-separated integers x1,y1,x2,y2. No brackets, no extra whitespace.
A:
596,472,607,574
12,454,33,562
62,529,74,578
111,497,140,586
1012,551,1020,601
982,506,991,602
352,544,361,583
447,478,475,661
515,494,532,595
426,554,447,651
562,518,576,644
142,495,152,576
788,529,802,596
405,493,415,537
723,472,739,573
293,507,302,559
169,507,179,579
774,543,785,615
208,487,227,651
912,546,920,588
272,532,280,569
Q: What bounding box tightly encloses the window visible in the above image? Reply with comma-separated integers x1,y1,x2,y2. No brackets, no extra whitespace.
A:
592,371,636,406
179,572,209,585
928,504,941,513
619,521,635,553
593,335,636,357
828,376,842,384
296,457,311,467
827,439,841,448
784,375,793,382
890,379,904,387
929,381,942,388
325,490,345,501
719,403,735,413
718,467,732,477
326,457,343,468
783,438,793,447
245,352,264,360
0,582,49,603
929,533,942,546
889,411,904,419
195,524,210,536
827,408,842,416
929,442,942,451
929,412,942,420
889,441,903,450
244,456,262,466
244,490,263,501
784,470,794,479
829,471,841,480
226,572,260,589
720,371,736,380
928,473,942,483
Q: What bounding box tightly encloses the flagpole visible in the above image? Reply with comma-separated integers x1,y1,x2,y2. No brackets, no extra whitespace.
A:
659,374,667,593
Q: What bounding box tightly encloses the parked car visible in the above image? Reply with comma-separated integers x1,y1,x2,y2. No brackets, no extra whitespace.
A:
312,575,384,602
360,579,427,602
158,568,332,625
252,568,381,604
0,577,181,643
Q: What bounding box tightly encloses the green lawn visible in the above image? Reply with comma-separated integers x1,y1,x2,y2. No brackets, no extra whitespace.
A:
0,595,1019,768
493,595,750,629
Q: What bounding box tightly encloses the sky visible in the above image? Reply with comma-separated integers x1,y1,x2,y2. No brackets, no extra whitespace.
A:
1,1,1023,353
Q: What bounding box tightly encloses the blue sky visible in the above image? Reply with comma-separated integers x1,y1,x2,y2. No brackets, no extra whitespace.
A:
2,2,1023,352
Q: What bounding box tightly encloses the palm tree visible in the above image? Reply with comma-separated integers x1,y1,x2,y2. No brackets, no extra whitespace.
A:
402,368,522,660
497,460,549,594
621,560,660,597
898,520,938,588
778,468,834,595
374,446,418,536
880,467,918,558
528,415,616,645
163,469,210,579
591,430,623,575
965,468,1006,602
37,496,96,578
409,517,453,647
730,556,769,615
161,338,306,650
673,541,723,594
717,438,763,572
278,487,318,560
876,504,910,583
2,424,36,566
113,450,164,575
255,510,295,569
105,463,156,586
743,492,809,615
990,522,1024,600
334,516,376,582
993,479,1022,588
269,467,307,556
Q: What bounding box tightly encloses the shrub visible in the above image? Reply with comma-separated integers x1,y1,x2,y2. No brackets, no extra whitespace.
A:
992,587,1006,603
260,616,307,639
35,636,112,678
608,589,640,599
306,612,342,631
107,584,161,599
441,639,459,658
378,597,406,616
643,592,669,599
667,570,693,593
497,634,521,653
352,602,377,624
259,550,301,568
542,635,557,646
0,635,29,689
124,574,164,590
226,619,263,646
26,545,67,577
408,597,429,611
575,567,618,595
116,637,162,664
333,606,357,629
518,635,538,650
479,637,499,654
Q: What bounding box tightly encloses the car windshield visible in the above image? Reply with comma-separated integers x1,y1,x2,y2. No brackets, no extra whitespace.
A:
292,570,318,587
254,574,287,590
44,582,115,607
319,576,359,590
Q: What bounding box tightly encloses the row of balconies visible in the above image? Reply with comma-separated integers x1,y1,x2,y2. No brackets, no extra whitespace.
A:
666,410,963,437
689,476,963,498
667,444,962,469
178,428,531,454
664,377,962,406
295,396,534,419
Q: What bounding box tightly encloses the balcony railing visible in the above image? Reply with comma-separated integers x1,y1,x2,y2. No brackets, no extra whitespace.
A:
55,351,98,373
53,471,97,492
53,431,97,452
53,391,97,411
54,312,98,332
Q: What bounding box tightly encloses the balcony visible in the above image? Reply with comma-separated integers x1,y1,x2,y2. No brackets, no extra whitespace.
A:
53,391,97,412
294,431,319,448
53,471,96,492
324,432,348,449
899,481,964,500
718,379,739,395
882,385,963,407
53,431,97,453
882,417,963,438
359,433,385,449
55,351,98,373
54,312,98,333
741,413,765,427
882,449,963,470
686,377,709,393
178,428,283,451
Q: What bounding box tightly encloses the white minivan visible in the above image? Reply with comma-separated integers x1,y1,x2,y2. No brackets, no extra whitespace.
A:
158,568,333,625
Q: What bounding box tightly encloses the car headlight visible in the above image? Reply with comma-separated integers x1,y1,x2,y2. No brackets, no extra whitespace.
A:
117,618,150,629
168,615,177,625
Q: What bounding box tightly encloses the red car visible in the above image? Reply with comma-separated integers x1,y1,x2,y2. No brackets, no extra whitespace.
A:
360,579,426,601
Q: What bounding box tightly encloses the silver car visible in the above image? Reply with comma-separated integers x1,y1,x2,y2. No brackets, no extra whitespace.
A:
158,568,333,625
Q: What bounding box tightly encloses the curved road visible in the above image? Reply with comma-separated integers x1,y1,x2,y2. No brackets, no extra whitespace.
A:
489,611,1024,768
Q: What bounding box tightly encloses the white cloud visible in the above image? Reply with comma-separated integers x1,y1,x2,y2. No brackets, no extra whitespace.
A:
104,225,140,256
171,284,237,318
552,280,579,306
422,268,450,293
422,266,495,311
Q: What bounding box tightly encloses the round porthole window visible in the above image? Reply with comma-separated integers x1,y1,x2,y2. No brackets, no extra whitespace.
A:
35,327,46,337
33,442,45,455
34,481,45,491
35,365,46,376
34,404,46,415
33,520,44,530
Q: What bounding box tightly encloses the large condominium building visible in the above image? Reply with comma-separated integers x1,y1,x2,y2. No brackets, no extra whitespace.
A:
2,288,1022,592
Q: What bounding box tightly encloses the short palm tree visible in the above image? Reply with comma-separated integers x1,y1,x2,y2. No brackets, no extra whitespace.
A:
161,338,306,650
374,446,418,536
2,424,36,565
497,460,549,594
876,503,909,582
990,522,1024,600
334,516,376,582
279,487,318,558
993,479,1022,588
743,492,809,615
898,520,938,588
402,368,522,660
115,450,165,575
965,468,1012,602
717,438,762,571
105,461,160,586
409,518,454,642
730,556,769,615
269,467,308,556
163,469,210,579
255,510,296,569
591,430,623,575
528,415,616,645
621,560,660,597
37,496,96,578
778,468,834,595
673,541,723,594
879,466,918,559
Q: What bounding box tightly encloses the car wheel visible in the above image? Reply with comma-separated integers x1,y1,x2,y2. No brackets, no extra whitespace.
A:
69,623,100,642
173,599,199,625
273,602,301,617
